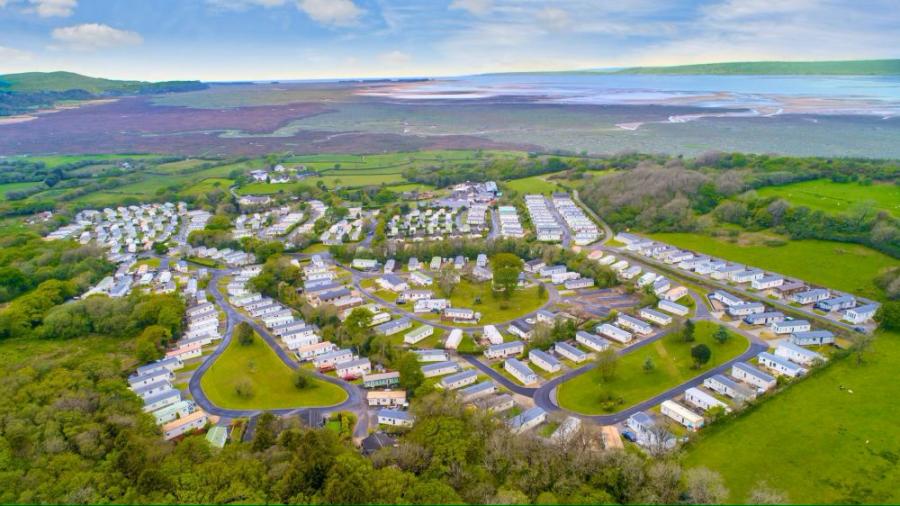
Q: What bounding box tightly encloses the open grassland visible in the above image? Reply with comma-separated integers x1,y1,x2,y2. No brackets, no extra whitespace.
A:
557,322,748,414
447,280,548,325
0,181,42,201
682,330,900,504
10,153,162,167
503,174,567,195
200,334,347,409
756,179,900,216
648,232,896,301
180,177,234,196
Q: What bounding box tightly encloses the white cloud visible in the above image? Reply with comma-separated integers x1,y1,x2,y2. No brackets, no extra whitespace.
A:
0,45,33,62
51,23,143,51
536,7,571,30
296,0,362,26
378,50,411,65
205,0,285,10
449,0,492,16
29,0,77,17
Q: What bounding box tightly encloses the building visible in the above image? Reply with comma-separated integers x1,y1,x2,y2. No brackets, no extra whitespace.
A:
684,387,731,413
336,358,372,379
596,323,633,344
352,258,378,270
576,330,611,352
626,411,674,449
162,410,208,440
843,303,878,324
616,314,653,335
658,299,689,316
377,408,414,427
442,307,479,322
367,390,408,407
639,307,672,326
414,349,448,362
661,286,688,302
727,302,766,317
363,371,400,389
507,320,534,340
483,325,504,345
790,288,830,305
151,400,195,425
376,274,409,292
704,373,757,402
421,361,460,378
444,329,463,350
816,295,857,312
142,389,182,413
790,330,836,346
375,317,413,336
295,341,337,361
505,358,538,384
474,393,515,413
731,362,776,392
458,380,496,402
313,349,355,370
484,340,524,359
770,319,811,335
551,416,583,443
404,325,434,345
529,349,561,373
508,406,547,434
710,290,743,307
775,342,826,366
410,271,433,286
751,275,784,290
660,400,704,431
758,352,807,377
743,311,785,326
439,369,478,390
555,341,588,363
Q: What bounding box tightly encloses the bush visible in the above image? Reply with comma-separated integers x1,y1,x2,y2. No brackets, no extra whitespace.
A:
234,378,254,398
293,368,312,390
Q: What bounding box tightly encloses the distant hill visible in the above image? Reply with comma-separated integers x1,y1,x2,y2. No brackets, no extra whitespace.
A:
611,59,900,76
0,71,208,116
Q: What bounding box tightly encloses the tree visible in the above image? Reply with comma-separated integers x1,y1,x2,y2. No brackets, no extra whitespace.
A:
713,324,729,344
683,319,696,342
691,343,711,368
236,321,255,346
537,282,546,298
874,301,900,330
437,265,459,298
684,467,729,504
396,352,425,393
595,348,618,382
234,378,254,398
492,252,523,298
251,412,277,451
746,481,789,504
642,356,655,373
293,368,312,389
344,308,373,345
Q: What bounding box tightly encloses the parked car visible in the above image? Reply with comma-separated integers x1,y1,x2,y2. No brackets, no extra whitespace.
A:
622,430,638,443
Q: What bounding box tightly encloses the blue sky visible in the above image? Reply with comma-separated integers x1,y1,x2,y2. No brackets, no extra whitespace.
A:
0,0,897,81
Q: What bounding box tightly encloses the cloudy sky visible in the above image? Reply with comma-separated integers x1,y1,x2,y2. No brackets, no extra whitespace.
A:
0,0,897,81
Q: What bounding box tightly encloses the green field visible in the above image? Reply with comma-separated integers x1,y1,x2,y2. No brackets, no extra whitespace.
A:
200,334,347,409
557,322,748,414
0,182,42,201
504,174,566,195
683,330,900,503
181,177,234,196
756,179,900,216
649,232,897,301
447,279,548,325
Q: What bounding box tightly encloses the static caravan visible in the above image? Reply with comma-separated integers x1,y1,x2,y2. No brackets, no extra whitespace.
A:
555,341,588,363
596,323,633,344
529,349,561,373
757,352,807,378
660,400,704,431
684,387,731,413
774,342,826,366
703,374,757,402
505,358,538,385
730,363,776,392
616,314,653,335
576,330,610,352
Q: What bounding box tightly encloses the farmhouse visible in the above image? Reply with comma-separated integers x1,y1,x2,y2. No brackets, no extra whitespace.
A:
421,361,460,378
616,314,653,335
843,303,878,324
658,299,689,316
704,373,757,402
484,340,525,359
458,380,496,402
731,362,776,392
375,317,413,336
596,323,633,344
576,330,611,352
508,406,547,434
555,341,588,363
684,387,731,413
769,319,811,334
660,400,704,431
439,369,479,390
367,390,407,407
363,371,400,389
336,358,372,379
404,325,434,345
775,342,826,366
528,349,561,373
162,410,208,440
743,311,785,326
377,409,414,427
505,358,538,385
758,352,807,377
790,330,836,346
413,349,448,362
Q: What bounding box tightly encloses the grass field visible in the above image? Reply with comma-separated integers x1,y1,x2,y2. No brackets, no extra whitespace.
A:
504,174,566,195
200,334,347,409
756,179,900,216
180,177,234,196
557,322,748,414
682,330,900,503
648,232,896,301
448,280,548,325
0,181,42,201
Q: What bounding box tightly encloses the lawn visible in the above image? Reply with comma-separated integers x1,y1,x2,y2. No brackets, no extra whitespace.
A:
200,335,347,410
756,179,900,217
557,322,748,414
683,330,900,504
504,174,565,195
648,232,896,301
448,279,548,325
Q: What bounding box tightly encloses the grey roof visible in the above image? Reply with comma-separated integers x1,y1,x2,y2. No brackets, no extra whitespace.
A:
422,361,459,373
142,388,181,406
732,362,776,382
378,408,412,420
555,341,587,358
441,369,478,385
459,380,495,396
529,349,560,367
509,406,545,429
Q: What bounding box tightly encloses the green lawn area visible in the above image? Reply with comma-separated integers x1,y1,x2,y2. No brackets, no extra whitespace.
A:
756,179,900,217
683,330,900,504
503,174,566,195
648,232,896,301
557,322,748,414
449,280,548,325
200,335,347,410
180,177,234,196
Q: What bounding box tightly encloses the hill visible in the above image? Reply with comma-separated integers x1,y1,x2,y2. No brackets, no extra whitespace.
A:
611,59,900,75
0,71,143,93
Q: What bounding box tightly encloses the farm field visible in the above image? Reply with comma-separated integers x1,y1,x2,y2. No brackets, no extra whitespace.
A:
648,232,897,301
199,334,347,409
682,330,900,504
756,179,900,216
0,182,42,201
503,174,566,195
556,322,748,414
447,279,548,325
180,177,233,196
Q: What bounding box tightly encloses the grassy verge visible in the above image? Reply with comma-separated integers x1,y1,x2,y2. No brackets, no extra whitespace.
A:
448,280,548,325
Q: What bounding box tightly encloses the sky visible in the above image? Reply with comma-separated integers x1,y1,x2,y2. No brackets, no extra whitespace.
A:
0,0,897,81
